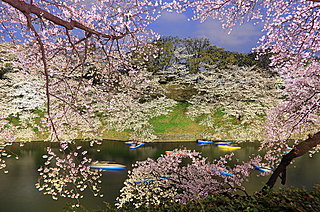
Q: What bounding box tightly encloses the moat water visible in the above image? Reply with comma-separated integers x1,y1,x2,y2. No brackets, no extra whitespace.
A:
0,141,319,211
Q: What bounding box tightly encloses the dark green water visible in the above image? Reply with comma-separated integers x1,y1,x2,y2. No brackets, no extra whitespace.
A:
0,141,319,211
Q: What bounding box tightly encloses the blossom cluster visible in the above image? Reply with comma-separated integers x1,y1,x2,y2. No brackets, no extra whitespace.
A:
35,143,102,204
187,65,282,123
116,149,261,208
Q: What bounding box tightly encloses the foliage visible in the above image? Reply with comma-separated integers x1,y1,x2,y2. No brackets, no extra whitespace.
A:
164,84,198,102
186,65,282,124
0,45,177,142
36,144,102,201
108,185,320,212
101,94,177,142
262,61,320,167
0,60,12,79
0,43,17,79
197,45,270,70
0,42,275,142
138,36,272,76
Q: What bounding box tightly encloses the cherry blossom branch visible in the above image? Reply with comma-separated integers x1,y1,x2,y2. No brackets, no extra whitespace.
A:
2,0,129,40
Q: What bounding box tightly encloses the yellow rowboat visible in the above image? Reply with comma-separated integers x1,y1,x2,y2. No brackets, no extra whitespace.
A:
218,145,241,150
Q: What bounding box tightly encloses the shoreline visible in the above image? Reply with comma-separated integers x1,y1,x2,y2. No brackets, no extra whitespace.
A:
2,132,257,143
2,127,308,143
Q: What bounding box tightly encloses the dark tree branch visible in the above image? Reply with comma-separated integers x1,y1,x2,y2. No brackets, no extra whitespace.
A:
263,131,320,190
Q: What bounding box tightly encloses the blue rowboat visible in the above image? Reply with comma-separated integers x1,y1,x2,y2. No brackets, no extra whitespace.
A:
210,168,233,176
130,143,145,149
124,141,137,145
197,140,213,144
90,161,126,170
134,177,167,184
220,171,233,176
253,165,272,173
215,141,233,146
284,147,294,154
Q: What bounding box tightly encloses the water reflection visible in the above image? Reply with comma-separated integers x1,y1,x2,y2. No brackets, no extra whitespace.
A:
0,140,318,211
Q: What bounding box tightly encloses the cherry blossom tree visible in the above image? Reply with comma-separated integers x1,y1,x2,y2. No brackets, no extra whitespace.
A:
116,149,261,208
186,65,282,140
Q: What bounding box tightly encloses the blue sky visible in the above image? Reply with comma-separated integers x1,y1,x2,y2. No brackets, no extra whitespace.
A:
149,11,264,53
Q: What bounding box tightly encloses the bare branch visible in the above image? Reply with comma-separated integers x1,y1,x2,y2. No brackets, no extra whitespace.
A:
22,11,59,141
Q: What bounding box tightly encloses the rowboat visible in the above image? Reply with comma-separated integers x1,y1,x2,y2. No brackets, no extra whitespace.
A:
90,161,126,170
134,177,167,184
130,142,145,149
197,140,213,144
124,141,137,145
210,168,233,176
165,150,175,155
218,145,241,150
215,141,233,146
284,146,294,154
253,165,272,173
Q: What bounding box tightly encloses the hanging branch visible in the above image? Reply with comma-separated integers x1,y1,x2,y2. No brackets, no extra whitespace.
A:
23,11,59,141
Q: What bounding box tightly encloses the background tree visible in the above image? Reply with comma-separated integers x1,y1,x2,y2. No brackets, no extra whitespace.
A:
186,65,282,140
138,36,271,76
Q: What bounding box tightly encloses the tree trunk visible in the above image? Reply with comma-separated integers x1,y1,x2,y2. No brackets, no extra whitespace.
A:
263,131,320,190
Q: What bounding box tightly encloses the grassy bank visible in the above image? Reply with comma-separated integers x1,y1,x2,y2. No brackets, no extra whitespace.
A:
149,102,205,134
149,102,263,141
2,102,263,142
